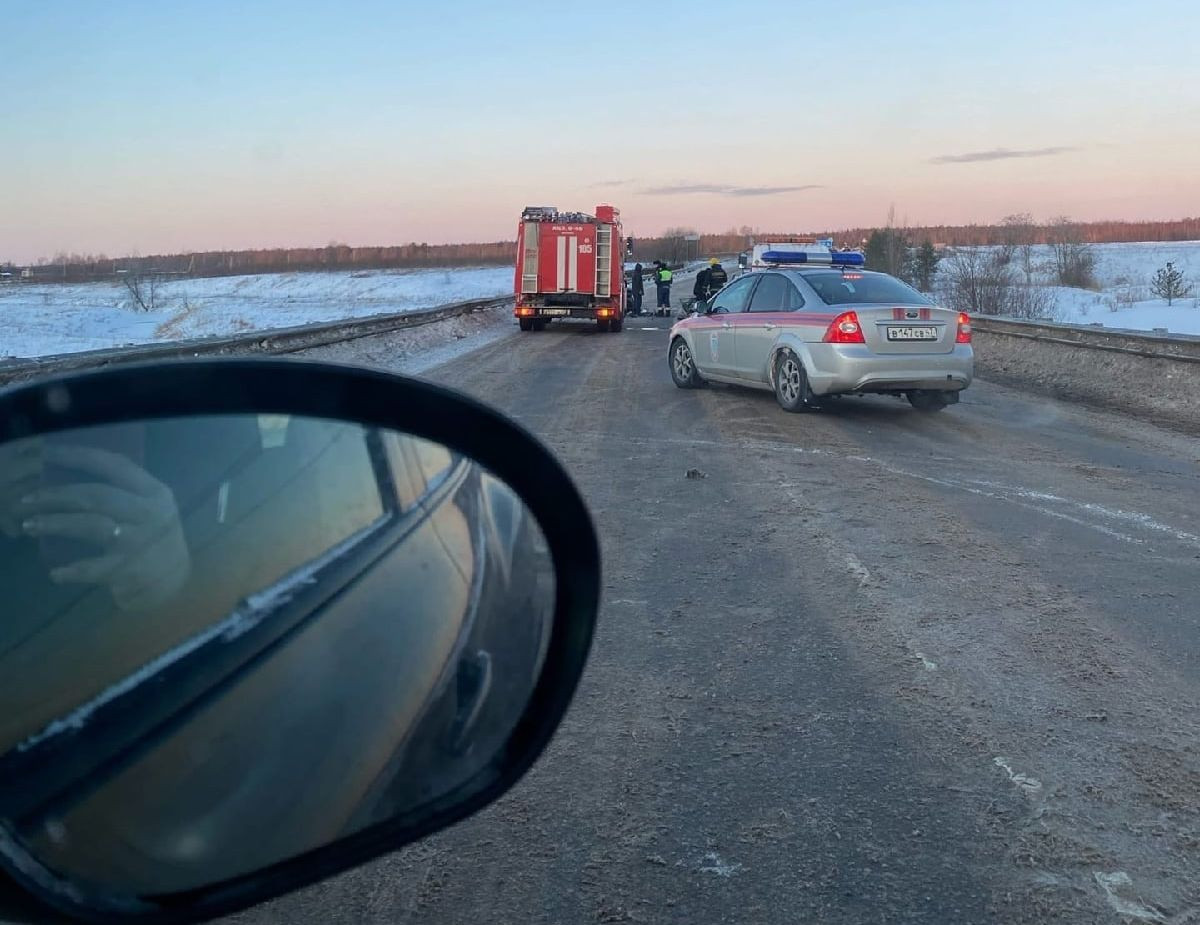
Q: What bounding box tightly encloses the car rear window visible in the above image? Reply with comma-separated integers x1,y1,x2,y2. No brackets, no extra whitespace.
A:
802,271,930,306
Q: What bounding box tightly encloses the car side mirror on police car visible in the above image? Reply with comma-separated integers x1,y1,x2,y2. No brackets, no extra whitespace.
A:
0,358,600,925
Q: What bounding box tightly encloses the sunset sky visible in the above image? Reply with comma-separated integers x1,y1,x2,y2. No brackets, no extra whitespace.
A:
3,0,1199,262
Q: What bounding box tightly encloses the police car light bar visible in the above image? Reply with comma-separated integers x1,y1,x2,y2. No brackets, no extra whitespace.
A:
756,246,866,268
760,250,826,264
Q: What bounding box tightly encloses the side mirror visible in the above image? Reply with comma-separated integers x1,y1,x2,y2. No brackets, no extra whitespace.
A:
0,359,599,923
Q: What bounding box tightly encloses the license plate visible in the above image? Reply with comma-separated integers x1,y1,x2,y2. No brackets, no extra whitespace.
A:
542,309,569,316
886,326,937,341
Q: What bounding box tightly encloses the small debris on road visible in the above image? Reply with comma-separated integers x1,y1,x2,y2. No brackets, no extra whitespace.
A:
698,852,743,878
685,468,707,480
1093,871,1167,922
993,756,1043,796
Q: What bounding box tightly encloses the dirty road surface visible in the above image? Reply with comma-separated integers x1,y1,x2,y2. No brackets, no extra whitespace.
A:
234,310,1200,924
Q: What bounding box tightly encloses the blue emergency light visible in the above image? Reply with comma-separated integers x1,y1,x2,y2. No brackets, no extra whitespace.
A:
759,249,866,267
761,250,816,263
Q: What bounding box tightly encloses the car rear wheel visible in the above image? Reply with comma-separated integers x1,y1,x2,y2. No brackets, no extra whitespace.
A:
670,337,704,389
774,351,814,413
519,318,534,332
908,390,949,412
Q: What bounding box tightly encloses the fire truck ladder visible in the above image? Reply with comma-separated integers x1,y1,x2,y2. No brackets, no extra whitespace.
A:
520,222,539,294
594,225,612,298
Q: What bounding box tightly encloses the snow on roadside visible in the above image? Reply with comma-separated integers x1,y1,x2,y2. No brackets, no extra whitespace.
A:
0,266,512,359
1049,285,1200,335
295,304,517,376
950,241,1200,336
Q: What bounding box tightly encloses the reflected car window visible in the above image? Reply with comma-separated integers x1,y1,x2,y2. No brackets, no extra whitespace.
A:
0,416,388,758
412,438,454,488
211,417,386,595
381,432,428,509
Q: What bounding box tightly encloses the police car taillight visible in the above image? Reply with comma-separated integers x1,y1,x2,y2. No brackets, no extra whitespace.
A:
823,311,865,344
956,312,972,344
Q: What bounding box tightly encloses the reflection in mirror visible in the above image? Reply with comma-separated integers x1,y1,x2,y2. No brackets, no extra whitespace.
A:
0,415,555,900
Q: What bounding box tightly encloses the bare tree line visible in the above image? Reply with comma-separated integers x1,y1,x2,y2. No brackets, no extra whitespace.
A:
8,216,1200,286
939,214,1094,318
6,241,515,284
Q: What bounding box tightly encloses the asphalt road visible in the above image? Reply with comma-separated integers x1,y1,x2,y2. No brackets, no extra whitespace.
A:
231,308,1200,924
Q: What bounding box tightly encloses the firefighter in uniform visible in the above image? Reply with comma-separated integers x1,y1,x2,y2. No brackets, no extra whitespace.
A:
704,258,728,299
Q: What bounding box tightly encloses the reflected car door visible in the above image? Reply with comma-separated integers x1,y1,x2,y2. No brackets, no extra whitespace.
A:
734,273,808,382
693,275,758,377
4,422,482,896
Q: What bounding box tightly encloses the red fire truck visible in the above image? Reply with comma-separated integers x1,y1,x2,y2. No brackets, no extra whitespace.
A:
513,205,626,333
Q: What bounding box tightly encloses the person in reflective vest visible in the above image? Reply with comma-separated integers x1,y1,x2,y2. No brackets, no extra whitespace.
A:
654,262,673,309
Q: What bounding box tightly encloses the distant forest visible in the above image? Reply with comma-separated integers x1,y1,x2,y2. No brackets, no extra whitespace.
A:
7,217,1200,284
646,217,1200,263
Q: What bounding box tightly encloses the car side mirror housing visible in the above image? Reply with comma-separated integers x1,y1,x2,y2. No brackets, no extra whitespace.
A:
0,358,600,924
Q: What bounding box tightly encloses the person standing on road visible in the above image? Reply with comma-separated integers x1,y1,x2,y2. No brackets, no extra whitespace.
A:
630,262,644,315
655,262,673,311
705,258,728,298
693,263,711,303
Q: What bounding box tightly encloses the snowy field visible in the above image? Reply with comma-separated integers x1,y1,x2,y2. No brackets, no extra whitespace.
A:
0,266,512,359
3,243,1198,360
948,240,1200,335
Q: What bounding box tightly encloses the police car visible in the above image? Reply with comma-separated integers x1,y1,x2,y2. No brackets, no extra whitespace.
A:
667,242,973,413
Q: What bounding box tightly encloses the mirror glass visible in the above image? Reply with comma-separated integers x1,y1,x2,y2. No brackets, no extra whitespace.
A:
0,414,555,900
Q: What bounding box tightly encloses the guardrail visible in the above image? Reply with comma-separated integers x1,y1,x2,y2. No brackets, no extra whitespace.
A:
973,316,1200,364
971,315,1200,432
0,296,513,388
